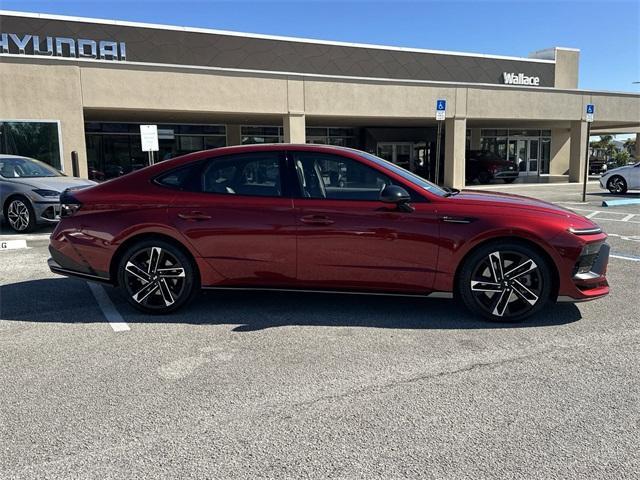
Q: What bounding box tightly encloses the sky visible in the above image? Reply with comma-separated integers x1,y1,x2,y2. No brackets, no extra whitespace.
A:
1,0,638,94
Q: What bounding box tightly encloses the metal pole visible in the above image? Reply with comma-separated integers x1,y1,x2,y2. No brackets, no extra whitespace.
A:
434,120,443,185
581,121,592,203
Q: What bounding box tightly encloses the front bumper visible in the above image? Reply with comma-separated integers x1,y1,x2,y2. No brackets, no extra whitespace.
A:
559,242,610,302
494,170,519,179
33,201,61,224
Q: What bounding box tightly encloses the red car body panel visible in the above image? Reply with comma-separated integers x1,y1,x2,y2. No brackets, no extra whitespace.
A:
49,144,609,303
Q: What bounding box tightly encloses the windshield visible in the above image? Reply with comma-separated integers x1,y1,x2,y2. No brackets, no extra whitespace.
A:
356,151,449,197
0,156,63,178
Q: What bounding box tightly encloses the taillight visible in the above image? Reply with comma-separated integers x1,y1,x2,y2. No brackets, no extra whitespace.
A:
59,189,82,217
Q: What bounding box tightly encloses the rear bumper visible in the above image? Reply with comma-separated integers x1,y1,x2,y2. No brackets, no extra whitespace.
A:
48,246,111,284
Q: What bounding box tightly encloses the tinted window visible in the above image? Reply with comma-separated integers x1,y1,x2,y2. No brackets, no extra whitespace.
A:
201,152,283,197
355,151,446,197
156,164,200,189
293,152,396,201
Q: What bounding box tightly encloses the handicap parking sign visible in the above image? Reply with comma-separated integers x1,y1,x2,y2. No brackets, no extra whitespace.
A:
586,104,595,122
436,99,446,120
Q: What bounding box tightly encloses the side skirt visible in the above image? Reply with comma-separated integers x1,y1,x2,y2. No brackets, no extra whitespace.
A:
202,286,454,299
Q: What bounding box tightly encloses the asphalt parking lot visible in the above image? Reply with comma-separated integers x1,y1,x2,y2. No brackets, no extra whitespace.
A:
1,182,638,479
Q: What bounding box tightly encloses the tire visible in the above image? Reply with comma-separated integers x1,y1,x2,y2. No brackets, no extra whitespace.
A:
117,239,199,314
458,241,552,322
477,171,492,184
607,175,627,194
4,196,36,233
503,178,516,184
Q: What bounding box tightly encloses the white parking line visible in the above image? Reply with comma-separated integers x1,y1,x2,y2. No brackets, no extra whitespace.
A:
610,254,640,262
87,282,130,332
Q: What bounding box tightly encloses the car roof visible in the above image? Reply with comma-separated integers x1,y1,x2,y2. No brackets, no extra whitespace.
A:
0,154,33,160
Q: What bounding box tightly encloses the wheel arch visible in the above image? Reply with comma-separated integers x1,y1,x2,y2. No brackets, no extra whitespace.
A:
3,192,33,214
109,232,201,287
453,235,560,302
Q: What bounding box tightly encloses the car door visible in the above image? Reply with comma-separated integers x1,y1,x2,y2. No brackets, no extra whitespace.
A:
629,163,640,189
291,150,440,293
166,150,297,287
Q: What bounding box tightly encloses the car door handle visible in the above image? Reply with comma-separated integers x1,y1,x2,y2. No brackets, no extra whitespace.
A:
178,211,212,221
300,215,335,226
440,216,474,224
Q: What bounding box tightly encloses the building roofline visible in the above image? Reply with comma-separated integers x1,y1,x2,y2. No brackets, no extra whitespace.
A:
0,9,556,64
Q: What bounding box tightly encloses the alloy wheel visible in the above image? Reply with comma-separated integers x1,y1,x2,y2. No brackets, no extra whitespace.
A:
7,199,30,232
470,250,542,318
123,246,187,309
608,177,626,194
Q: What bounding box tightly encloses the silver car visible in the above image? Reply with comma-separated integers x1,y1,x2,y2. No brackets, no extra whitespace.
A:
0,154,96,232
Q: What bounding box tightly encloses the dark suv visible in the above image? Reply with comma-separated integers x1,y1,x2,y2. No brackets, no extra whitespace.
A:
466,150,519,184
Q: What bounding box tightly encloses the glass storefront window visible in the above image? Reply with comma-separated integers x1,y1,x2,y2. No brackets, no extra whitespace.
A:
0,121,61,170
86,122,226,181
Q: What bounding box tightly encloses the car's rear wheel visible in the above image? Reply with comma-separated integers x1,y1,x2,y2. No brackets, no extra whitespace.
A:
503,178,516,184
458,241,552,322
117,239,198,314
4,196,36,233
607,175,627,194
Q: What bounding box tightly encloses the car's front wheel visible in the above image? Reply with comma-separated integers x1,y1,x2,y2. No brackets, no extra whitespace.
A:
458,241,552,322
607,175,627,194
117,239,198,314
4,196,36,233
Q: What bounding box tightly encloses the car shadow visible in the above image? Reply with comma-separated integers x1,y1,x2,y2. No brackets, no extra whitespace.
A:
1,278,583,331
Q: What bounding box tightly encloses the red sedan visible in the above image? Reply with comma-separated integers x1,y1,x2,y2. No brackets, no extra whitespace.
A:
49,144,609,322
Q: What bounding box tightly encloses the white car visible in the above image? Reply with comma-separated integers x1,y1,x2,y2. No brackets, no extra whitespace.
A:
599,162,640,194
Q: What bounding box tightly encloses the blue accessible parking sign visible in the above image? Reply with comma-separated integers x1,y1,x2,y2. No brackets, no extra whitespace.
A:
586,104,595,122
436,99,446,120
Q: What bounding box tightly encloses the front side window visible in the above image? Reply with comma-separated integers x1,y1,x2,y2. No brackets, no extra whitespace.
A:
201,152,283,197
293,152,395,201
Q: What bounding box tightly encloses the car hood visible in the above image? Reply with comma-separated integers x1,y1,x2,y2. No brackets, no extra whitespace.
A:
453,189,596,225
602,165,632,176
5,176,96,192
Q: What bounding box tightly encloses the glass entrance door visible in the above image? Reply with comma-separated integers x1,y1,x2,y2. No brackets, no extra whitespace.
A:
376,143,415,171
508,138,539,176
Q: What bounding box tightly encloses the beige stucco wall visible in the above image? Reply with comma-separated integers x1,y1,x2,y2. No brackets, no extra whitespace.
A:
2,56,639,185
550,128,571,175
0,62,87,177
554,48,579,89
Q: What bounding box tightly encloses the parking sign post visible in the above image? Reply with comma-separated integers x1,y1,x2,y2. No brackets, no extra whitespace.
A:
434,100,446,184
582,104,594,202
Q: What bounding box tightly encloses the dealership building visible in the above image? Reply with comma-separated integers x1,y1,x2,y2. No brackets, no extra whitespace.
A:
1,10,639,187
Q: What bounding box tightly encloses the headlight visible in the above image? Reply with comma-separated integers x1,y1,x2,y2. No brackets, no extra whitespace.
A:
32,189,60,198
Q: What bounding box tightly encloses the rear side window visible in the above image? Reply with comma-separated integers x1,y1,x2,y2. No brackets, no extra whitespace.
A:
201,152,284,197
155,163,202,190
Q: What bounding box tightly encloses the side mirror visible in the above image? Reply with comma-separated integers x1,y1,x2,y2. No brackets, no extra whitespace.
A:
379,185,414,212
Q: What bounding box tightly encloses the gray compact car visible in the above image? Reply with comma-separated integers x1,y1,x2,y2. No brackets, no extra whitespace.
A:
0,154,96,232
